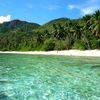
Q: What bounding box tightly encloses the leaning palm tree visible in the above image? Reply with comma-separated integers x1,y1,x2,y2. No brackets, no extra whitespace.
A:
91,10,100,37
72,24,82,40
82,14,92,31
82,15,92,49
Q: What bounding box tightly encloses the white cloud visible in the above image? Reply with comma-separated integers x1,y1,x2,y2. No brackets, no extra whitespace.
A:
68,5,75,10
0,15,11,23
81,7,98,15
67,0,100,16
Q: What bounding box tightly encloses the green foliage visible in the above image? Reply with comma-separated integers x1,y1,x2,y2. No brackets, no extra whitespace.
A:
90,38,100,49
0,11,100,51
72,40,86,50
54,40,71,50
42,39,55,51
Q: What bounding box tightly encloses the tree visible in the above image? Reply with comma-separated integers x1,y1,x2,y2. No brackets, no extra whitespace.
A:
53,24,66,40
91,10,100,37
82,15,92,49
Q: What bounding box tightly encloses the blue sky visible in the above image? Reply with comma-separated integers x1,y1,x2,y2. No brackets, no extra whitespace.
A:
0,0,100,24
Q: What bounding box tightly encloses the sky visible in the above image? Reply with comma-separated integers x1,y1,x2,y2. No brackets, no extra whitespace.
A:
0,0,100,24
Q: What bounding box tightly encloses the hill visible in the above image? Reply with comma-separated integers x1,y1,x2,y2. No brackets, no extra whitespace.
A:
0,20,40,33
33,18,70,32
0,10,100,51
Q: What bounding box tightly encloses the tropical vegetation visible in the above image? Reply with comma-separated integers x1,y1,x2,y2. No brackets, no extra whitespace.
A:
0,10,100,51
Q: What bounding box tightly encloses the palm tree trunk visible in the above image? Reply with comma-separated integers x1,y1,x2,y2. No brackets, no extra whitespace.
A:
83,34,91,49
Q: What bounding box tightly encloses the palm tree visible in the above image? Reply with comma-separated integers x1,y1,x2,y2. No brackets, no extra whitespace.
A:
52,24,58,38
53,24,66,40
82,15,92,49
43,30,50,40
64,20,73,39
64,21,74,49
72,24,82,40
91,10,100,37
36,32,43,45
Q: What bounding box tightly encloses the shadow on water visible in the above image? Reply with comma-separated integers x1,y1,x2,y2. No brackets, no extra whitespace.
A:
0,80,10,85
0,91,9,100
91,65,100,68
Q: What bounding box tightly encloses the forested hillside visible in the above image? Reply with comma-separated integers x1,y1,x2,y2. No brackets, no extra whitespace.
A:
0,10,100,51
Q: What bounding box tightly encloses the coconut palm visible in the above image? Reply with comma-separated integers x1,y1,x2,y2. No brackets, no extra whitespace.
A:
53,24,66,40
72,24,82,40
82,15,92,49
91,10,100,37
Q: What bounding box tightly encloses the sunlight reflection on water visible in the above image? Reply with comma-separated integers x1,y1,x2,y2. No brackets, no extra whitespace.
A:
0,54,100,100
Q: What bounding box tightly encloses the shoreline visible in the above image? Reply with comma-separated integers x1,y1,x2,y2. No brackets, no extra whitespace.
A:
0,50,100,57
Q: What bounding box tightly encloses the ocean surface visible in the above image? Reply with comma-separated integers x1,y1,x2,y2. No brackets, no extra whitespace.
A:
0,54,100,100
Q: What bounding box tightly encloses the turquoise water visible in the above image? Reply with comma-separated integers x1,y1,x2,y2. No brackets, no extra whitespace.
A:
0,54,100,100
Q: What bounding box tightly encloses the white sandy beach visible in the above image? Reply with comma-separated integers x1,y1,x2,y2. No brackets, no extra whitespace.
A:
0,50,100,57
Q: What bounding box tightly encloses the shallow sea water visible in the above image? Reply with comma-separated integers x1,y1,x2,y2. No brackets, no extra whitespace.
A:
0,54,100,100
